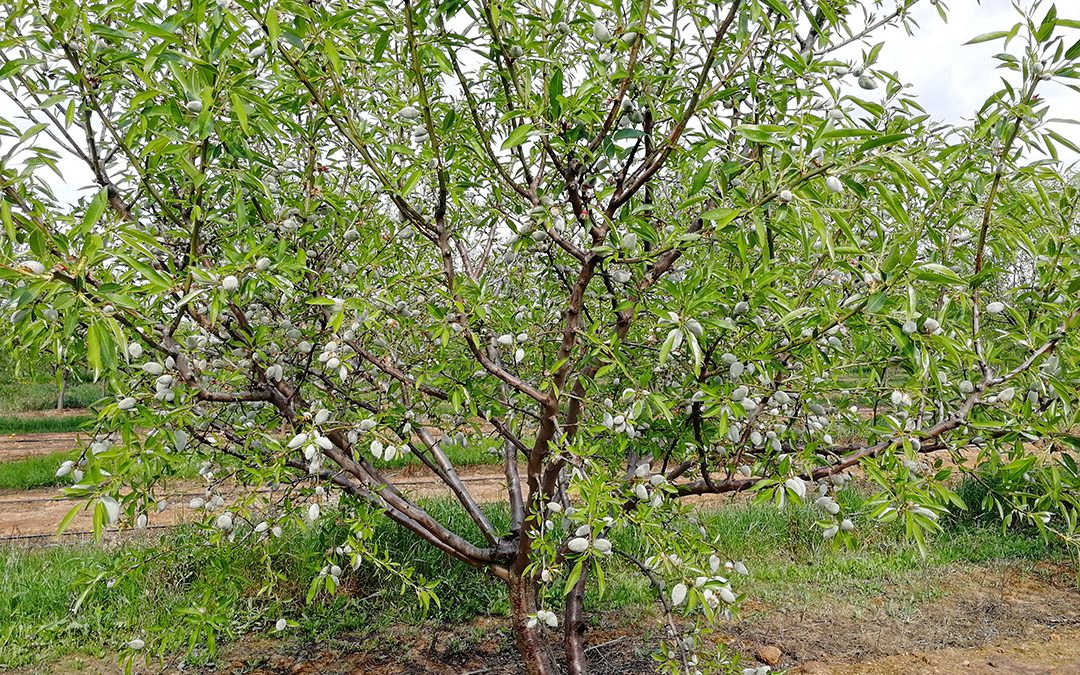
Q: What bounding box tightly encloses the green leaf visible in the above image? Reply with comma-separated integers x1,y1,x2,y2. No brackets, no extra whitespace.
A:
87,321,103,376
324,38,342,76
265,9,280,43
913,263,964,286
779,306,814,325
659,328,678,365
881,241,902,272
964,30,1012,45
115,253,171,289
501,123,534,150
690,161,712,195
1065,37,1080,60
866,292,888,313
57,502,83,536
549,66,563,117
81,188,109,234
858,134,910,152
702,208,739,227
563,560,584,597
1,200,16,241
734,124,786,145
230,91,249,134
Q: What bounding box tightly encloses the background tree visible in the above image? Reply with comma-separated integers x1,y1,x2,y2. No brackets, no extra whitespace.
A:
2,0,1079,672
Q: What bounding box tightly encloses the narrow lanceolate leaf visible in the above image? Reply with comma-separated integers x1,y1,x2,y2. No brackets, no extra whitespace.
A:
230,91,249,134
324,38,342,77
501,123,534,150
80,188,109,234
964,30,1013,44
56,502,83,536
913,263,965,286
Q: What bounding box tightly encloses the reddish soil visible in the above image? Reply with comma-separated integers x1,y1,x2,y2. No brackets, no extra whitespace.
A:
0,465,524,539
0,431,84,463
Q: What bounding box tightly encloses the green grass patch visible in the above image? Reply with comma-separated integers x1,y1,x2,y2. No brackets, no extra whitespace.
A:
0,432,495,494
0,494,1067,670
0,452,202,492
381,439,502,469
0,450,79,491
0,382,104,413
0,414,95,434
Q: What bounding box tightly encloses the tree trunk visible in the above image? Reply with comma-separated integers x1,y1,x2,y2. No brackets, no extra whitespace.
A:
56,367,65,410
564,559,591,675
508,572,561,675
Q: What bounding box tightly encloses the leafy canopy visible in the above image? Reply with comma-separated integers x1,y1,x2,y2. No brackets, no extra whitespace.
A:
1,0,1079,672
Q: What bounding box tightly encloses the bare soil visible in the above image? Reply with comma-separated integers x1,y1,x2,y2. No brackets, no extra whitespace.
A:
0,431,83,463
0,465,525,539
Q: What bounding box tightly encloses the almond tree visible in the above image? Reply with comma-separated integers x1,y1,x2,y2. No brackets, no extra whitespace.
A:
2,0,1079,672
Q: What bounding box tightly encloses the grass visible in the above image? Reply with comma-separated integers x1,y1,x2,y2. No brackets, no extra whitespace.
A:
0,451,80,491
0,490,1067,670
0,429,498,493
380,437,504,470
0,450,203,492
0,415,96,434
0,381,104,413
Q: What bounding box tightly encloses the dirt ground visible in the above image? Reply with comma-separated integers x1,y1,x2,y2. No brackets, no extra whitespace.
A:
0,430,84,463
0,463,534,539
0,435,994,541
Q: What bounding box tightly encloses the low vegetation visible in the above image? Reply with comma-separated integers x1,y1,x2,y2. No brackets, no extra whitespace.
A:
0,383,103,414
0,451,79,491
0,414,96,435
0,489,1066,671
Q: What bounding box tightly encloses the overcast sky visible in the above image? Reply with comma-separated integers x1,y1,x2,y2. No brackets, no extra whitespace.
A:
3,0,1077,206
867,0,1078,163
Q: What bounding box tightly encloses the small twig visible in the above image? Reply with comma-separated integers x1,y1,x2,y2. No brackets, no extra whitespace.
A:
585,636,627,653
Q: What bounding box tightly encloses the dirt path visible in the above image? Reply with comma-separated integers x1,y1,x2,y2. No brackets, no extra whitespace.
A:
741,561,1080,673
795,630,1080,674
0,443,1009,541
0,465,523,539
0,431,83,462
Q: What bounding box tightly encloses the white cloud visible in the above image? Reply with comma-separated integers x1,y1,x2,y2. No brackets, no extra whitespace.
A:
865,0,1078,163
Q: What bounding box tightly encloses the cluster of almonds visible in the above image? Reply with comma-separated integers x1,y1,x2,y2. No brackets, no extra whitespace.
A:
901,317,943,336
497,332,529,364
318,562,344,587
526,609,559,629
397,105,427,145
564,523,613,555
626,462,668,507
318,339,352,378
